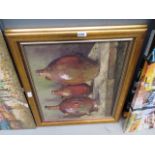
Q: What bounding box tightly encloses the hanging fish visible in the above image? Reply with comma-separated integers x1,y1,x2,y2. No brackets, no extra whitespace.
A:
36,55,99,85
52,83,91,97
45,97,98,116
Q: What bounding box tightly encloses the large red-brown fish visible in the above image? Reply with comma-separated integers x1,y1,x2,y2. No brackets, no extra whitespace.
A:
45,97,98,116
36,55,99,85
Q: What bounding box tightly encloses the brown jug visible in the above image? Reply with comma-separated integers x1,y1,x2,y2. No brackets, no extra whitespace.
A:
36,55,99,85
52,84,91,97
45,97,98,116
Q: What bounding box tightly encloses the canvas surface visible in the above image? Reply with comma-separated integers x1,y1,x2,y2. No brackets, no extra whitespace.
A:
21,40,131,122
0,31,35,130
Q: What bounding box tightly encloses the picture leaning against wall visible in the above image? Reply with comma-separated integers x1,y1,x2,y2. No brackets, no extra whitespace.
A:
0,30,36,130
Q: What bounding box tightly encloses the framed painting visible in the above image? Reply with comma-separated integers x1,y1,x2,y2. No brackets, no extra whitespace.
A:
0,30,35,130
5,25,147,126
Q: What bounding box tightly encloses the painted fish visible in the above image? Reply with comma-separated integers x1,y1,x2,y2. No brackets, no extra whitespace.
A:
45,97,98,116
52,84,91,97
36,55,99,85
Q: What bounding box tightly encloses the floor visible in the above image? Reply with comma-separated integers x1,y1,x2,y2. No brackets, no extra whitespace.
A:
1,119,155,135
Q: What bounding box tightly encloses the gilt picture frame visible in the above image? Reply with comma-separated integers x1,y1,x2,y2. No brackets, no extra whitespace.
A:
5,25,147,126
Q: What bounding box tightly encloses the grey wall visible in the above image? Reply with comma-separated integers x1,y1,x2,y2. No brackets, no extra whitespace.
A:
0,19,150,29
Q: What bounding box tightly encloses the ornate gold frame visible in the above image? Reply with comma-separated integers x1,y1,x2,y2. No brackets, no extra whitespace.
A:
5,25,147,126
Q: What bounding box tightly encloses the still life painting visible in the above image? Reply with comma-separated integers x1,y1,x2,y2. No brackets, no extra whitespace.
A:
5,26,147,126
21,40,131,122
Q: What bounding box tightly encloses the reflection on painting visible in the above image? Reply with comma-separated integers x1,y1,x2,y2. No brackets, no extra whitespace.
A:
22,40,131,122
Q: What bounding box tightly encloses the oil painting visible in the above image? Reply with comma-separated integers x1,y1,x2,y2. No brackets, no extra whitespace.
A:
21,40,132,122
0,31,35,130
5,26,147,126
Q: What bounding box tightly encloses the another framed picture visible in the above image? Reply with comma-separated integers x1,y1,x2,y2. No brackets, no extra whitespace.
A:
5,25,147,126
